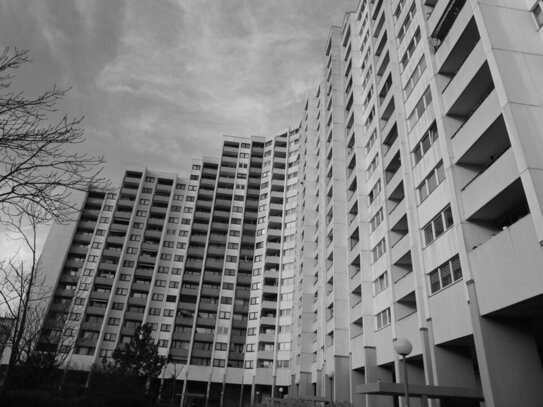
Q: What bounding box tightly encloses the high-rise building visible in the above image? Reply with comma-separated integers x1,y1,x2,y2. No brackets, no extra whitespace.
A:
16,1,543,406
291,1,543,407
34,131,300,407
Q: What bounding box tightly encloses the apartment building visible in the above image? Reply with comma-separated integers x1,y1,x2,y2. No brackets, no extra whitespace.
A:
35,131,300,407
21,1,543,406
290,1,543,406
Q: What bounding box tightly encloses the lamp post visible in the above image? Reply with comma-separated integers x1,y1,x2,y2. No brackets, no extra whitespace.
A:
394,338,412,407
279,387,283,398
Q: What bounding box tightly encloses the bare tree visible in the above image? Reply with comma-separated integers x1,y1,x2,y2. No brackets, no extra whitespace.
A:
0,205,77,392
0,47,109,226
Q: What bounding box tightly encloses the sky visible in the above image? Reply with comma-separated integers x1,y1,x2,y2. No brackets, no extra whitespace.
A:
0,0,356,260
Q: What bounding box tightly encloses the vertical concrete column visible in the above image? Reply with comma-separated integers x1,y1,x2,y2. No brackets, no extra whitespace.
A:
298,372,312,397
364,347,395,407
333,355,350,402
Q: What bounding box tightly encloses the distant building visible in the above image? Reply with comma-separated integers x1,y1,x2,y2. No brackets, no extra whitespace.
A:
0,317,14,358
35,131,299,407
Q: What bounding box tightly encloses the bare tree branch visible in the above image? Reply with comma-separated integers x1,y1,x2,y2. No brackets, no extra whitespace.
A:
0,47,110,227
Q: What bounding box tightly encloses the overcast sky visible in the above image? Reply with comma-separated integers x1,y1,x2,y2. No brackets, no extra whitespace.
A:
0,0,356,258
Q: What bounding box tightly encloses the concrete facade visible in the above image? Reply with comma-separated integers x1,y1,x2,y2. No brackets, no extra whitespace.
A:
290,1,543,407
16,1,543,406
33,131,299,407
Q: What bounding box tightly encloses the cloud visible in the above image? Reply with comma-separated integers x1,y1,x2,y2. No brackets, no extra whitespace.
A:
0,0,357,259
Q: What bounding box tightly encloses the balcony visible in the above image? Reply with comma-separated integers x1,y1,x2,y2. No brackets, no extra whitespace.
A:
469,214,543,315
451,89,500,161
429,0,467,42
461,148,518,220
442,44,491,116
435,12,478,75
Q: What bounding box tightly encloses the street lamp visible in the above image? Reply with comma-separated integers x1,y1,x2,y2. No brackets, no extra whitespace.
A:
394,338,412,407
279,387,283,398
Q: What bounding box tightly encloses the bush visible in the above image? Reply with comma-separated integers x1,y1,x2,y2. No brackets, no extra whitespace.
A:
0,390,66,407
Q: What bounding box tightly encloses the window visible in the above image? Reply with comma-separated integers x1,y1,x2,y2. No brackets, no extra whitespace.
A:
163,241,174,248
142,187,153,194
139,198,150,205
397,2,416,43
219,311,231,319
158,339,169,348
145,176,155,182
404,56,427,98
120,274,131,281
429,255,462,294
244,360,254,369
158,266,169,273
215,342,228,351
251,282,261,290
161,324,172,332
221,296,232,304
367,154,379,176
129,234,141,242
229,230,240,237
99,217,109,224
369,179,381,204
91,242,102,249
400,27,421,68
108,317,120,326
87,255,98,263
112,302,124,310
371,239,386,263
413,122,438,165
136,210,146,217
222,282,234,290
179,230,188,237
172,267,182,275
169,281,179,288
116,288,128,296
126,247,138,254
161,253,172,261
104,333,117,342
213,359,226,367
280,293,293,301
279,324,290,333
163,309,174,317
168,217,179,224
133,222,143,229
155,279,167,287
174,255,184,262
407,87,432,131
418,161,446,202
370,208,384,232
423,206,454,246
277,360,289,368
152,293,164,301
373,271,389,295
376,308,391,329
533,1,543,28
149,307,161,315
